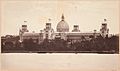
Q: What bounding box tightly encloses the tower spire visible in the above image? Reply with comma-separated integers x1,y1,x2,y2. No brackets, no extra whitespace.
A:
103,19,107,24
104,19,107,22
48,18,51,23
24,21,27,25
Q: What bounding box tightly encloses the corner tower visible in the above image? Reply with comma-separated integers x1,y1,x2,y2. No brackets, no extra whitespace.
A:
100,19,109,38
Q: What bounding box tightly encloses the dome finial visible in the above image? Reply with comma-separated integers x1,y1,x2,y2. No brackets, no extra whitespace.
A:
61,14,64,21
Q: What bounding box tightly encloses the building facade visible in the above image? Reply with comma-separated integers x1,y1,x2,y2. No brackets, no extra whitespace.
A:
19,15,109,44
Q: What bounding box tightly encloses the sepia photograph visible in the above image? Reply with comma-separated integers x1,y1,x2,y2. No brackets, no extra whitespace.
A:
1,0,119,54
0,0,120,71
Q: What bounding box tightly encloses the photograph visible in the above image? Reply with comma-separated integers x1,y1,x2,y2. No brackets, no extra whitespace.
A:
1,0,119,54
1,0,120,71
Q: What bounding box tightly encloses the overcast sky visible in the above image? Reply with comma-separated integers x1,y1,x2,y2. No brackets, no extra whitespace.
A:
1,0,120,36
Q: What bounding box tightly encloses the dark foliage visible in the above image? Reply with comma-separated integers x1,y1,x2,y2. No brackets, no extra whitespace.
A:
1,35,119,54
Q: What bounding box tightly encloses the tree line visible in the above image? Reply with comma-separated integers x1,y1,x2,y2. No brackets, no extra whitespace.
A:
1,35,119,53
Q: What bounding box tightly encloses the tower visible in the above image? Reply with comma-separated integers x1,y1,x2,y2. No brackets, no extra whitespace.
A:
46,23,51,30
43,19,54,40
72,25,80,32
19,21,29,42
93,29,97,38
100,19,109,38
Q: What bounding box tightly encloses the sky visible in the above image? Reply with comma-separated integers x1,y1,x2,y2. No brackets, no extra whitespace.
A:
1,0,120,36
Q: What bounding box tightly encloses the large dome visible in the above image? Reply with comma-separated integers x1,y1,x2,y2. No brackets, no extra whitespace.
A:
57,14,69,32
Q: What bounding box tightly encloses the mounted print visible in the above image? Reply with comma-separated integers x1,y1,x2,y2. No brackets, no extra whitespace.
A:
1,1,119,54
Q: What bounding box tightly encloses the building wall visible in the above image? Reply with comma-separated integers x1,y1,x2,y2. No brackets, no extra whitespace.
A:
22,33,43,44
